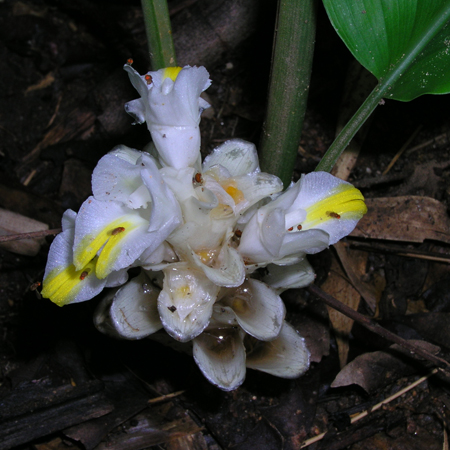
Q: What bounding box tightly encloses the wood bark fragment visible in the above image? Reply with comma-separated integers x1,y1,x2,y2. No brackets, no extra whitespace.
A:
0,380,113,450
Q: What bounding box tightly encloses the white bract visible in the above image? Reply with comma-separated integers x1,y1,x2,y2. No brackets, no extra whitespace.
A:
42,63,367,390
124,64,211,169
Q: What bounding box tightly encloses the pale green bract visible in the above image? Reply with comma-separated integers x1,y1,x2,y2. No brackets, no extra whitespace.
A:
42,63,367,391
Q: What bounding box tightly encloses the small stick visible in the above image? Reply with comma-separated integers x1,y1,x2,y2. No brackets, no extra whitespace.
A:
148,390,185,404
307,284,450,369
0,228,61,243
348,241,450,264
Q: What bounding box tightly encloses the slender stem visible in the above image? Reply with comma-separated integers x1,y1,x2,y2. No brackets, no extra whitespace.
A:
315,84,383,172
259,0,317,187
141,0,176,70
307,284,450,369
316,2,450,173
0,228,61,242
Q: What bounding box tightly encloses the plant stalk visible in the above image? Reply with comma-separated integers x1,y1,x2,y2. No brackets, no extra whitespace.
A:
259,0,317,187
141,0,176,70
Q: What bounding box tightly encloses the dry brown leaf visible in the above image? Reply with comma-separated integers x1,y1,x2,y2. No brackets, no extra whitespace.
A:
0,208,48,256
331,340,440,393
321,251,366,368
334,242,378,313
351,196,450,244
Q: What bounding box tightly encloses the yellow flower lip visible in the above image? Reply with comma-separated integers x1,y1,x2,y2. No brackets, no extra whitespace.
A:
74,219,137,279
42,258,98,307
303,183,367,230
163,67,183,82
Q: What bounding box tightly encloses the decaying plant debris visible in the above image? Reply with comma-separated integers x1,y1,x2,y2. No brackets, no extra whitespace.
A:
2,1,450,449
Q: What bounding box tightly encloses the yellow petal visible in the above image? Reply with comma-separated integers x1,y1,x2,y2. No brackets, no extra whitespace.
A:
74,219,137,278
163,67,182,81
303,184,367,230
41,258,97,307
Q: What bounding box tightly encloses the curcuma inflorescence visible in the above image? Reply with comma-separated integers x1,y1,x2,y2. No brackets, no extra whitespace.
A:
42,63,367,391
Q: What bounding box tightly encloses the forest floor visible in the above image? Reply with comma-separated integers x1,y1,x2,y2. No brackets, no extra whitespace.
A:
2,1,450,449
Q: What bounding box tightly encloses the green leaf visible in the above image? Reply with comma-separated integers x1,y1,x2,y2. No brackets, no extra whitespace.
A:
323,0,450,101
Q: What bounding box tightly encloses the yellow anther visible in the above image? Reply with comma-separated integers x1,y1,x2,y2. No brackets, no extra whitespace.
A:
232,297,248,314
225,185,245,204
196,249,217,265
176,285,191,297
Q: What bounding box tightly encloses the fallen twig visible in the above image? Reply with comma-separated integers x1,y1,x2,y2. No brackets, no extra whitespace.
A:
148,390,185,404
0,228,61,243
348,240,450,264
307,284,450,369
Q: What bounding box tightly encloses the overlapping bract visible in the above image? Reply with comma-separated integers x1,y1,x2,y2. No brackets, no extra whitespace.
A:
42,64,367,390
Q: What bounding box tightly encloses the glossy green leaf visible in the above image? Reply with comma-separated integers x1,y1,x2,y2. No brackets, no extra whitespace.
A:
323,0,450,101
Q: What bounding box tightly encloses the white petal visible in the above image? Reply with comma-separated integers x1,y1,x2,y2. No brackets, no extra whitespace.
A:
105,268,129,287
291,172,367,244
203,139,260,176
164,66,211,125
123,64,150,101
209,304,239,327
124,65,211,169
73,197,150,278
94,272,163,340
233,172,283,215
262,259,316,293
124,98,146,124
220,279,285,341
61,209,77,231
92,151,150,208
278,228,330,256
160,166,196,204
148,124,201,169
138,242,178,268
139,153,183,234
192,245,245,287
246,322,310,378
193,327,246,391
238,208,284,263
109,145,144,164
157,265,220,342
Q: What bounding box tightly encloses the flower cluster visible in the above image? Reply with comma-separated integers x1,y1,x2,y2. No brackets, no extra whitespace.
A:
42,63,367,390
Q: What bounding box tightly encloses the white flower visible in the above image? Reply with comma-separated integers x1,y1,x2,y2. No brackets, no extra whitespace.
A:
41,210,129,306
42,63,368,391
238,171,367,265
93,270,309,391
159,139,283,285
124,64,211,169
42,147,182,306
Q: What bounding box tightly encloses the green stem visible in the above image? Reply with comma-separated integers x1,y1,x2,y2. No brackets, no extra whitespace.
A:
315,84,383,172
141,0,176,70
259,0,317,188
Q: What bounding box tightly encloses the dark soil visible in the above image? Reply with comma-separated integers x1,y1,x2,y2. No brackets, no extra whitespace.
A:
1,1,450,449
